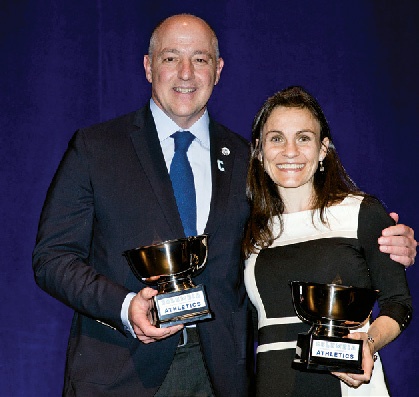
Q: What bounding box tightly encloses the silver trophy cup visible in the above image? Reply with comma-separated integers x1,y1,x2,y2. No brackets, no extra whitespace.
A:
290,281,378,374
124,235,212,327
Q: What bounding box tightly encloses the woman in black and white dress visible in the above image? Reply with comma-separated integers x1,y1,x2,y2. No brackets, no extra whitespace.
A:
242,86,412,396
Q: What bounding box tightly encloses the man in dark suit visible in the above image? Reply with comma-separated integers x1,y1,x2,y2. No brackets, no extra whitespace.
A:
32,14,416,397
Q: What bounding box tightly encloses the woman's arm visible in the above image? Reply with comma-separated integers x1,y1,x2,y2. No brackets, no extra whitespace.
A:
366,315,401,355
332,197,412,388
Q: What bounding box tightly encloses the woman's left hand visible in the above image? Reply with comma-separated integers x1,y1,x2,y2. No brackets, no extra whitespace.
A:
331,332,375,388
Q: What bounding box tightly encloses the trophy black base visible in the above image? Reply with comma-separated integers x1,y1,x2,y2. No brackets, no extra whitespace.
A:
154,284,212,328
292,332,364,374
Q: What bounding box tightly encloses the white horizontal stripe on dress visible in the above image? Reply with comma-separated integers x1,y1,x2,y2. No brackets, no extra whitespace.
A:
257,341,297,354
261,316,300,328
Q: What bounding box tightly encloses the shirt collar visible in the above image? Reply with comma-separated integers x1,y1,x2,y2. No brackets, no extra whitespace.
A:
150,99,210,149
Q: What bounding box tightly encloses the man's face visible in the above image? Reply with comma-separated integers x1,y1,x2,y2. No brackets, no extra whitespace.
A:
144,16,224,129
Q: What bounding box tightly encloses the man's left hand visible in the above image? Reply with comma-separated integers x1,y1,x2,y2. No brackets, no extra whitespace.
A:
378,212,417,267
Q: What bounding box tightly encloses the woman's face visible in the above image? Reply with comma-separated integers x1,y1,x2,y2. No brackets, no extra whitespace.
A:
261,106,329,190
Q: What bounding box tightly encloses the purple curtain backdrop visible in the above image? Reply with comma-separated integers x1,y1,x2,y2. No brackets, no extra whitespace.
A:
1,1,418,395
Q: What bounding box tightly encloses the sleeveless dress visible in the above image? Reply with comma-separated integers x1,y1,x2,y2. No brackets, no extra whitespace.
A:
244,195,412,396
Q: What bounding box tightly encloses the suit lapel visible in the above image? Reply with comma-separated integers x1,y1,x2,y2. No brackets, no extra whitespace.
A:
129,106,184,237
128,108,238,239
205,119,236,236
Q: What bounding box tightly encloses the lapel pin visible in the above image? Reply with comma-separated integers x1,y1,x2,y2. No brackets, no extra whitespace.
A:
217,159,225,172
221,147,230,156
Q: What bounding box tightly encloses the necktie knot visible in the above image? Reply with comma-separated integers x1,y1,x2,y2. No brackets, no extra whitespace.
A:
171,130,195,152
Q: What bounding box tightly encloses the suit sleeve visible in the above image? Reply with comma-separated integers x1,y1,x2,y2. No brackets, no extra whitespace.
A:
32,130,130,333
358,197,412,331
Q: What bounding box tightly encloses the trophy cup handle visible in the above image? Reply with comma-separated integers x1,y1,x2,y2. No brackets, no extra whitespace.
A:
190,236,208,272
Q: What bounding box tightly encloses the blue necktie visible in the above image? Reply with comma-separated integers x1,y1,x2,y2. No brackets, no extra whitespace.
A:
170,131,197,237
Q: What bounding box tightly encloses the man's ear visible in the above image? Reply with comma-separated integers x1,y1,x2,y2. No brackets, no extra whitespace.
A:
214,57,224,86
144,55,152,83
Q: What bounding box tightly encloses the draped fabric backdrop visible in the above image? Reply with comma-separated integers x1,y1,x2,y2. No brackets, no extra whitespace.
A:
1,1,418,395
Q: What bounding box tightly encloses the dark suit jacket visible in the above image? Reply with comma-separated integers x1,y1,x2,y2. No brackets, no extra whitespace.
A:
33,105,251,396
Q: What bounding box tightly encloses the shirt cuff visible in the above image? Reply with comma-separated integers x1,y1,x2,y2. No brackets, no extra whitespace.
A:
121,292,137,338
